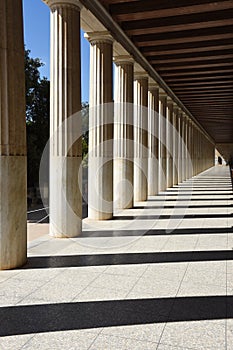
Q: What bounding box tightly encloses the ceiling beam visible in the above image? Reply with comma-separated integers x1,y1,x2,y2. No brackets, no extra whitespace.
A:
150,53,233,65
173,85,233,91
169,81,233,86
126,19,233,36
157,62,233,71
161,69,233,76
111,0,233,21
165,75,233,82
140,38,233,52
136,32,233,47
143,44,233,57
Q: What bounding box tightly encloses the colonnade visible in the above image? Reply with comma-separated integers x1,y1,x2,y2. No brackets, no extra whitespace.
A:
0,0,215,269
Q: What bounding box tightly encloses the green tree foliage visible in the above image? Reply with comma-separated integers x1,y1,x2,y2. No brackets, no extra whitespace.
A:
25,49,49,187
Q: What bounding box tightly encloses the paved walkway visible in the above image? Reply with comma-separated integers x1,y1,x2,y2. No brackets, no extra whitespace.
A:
0,165,233,349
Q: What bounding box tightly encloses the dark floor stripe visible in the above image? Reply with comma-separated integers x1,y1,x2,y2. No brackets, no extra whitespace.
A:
0,296,229,336
23,250,233,269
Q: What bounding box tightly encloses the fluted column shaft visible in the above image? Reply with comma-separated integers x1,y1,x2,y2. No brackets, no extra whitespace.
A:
159,93,167,191
178,110,183,183
86,32,114,219
0,0,27,269
191,122,195,177
114,56,134,210
166,100,174,188
187,119,192,179
134,74,148,201
197,129,200,174
200,133,203,171
183,115,188,181
48,1,82,237
180,113,186,182
193,126,196,175
173,106,179,186
148,84,159,195
194,126,198,175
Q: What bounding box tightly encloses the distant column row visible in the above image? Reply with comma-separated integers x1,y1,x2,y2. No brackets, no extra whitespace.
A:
84,30,215,221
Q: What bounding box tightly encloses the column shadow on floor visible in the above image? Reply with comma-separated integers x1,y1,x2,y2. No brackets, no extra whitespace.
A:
113,213,233,220
134,204,233,209
0,295,231,336
147,198,233,201
157,193,232,196
22,250,233,270
80,227,233,237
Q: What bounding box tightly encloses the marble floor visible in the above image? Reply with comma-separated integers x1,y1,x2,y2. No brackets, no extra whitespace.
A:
0,165,233,349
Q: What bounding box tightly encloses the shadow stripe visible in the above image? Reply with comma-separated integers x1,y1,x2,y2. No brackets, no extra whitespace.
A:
0,296,229,336
134,204,233,209
113,213,233,220
81,227,233,237
23,250,233,269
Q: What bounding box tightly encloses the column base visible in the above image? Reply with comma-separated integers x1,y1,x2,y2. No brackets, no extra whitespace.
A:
50,156,82,238
114,158,133,210
88,156,113,220
167,157,173,188
134,157,148,202
159,157,167,192
148,157,159,196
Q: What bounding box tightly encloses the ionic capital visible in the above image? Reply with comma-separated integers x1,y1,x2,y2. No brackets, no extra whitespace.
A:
43,0,82,10
84,31,114,45
167,96,174,107
113,55,134,66
134,71,148,81
159,89,167,102
148,81,159,91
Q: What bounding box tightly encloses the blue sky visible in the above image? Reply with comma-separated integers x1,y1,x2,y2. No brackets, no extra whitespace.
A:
23,0,90,102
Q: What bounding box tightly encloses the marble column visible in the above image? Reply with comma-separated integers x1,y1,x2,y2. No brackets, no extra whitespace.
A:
197,129,200,174
202,136,205,171
200,133,204,172
190,121,195,177
173,105,179,186
182,114,188,181
178,109,183,183
192,126,195,175
201,133,204,172
166,99,174,189
113,55,134,210
181,113,186,182
85,31,114,219
148,83,159,196
159,92,167,191
194,126,198,175
0,0,27,269
134,73,148,202
46,0,82,237
187,119,192,179
209,140,215,169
